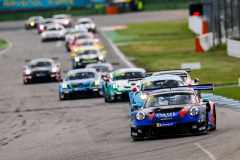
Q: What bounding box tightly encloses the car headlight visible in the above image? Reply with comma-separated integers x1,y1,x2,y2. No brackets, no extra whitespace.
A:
74,48,78,52
62,83,68,89
25,69,31,75
113,83,118,89
39,25,44,30
64,20,69,24
95,80,100,86
140,94,147,100
30,21,34,26
75,57,80,62
189,107,199,117
99,55,104,60
52,68,57,73
91,24,95,28
136,111,146,121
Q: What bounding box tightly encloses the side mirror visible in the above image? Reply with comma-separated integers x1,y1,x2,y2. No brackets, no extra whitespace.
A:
58,79,63,82
56,63,61,67
132,87,137,92
194,78,199,83
102,51,107,54
132,104,140,111
22,66,27,70
104,78,109,82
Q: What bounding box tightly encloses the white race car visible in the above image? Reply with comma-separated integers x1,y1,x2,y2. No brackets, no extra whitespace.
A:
41,24,66,42
53,14,72,28
74,18,96,33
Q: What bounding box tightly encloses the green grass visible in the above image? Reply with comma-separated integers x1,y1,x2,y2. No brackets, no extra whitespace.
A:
0,39,9,51
214,86,240,101
115,19,240,86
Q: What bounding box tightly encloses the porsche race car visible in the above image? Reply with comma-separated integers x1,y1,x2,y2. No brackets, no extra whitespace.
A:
74,18,97,33
59,68,103,100
103,68,146,102
41,24,66,42
24,16,44,30
53,14,72,28
129,74,185,112
72,48,106,69
65,28,88,51
37,18,57,34
22,58,61,84
130,84,216,140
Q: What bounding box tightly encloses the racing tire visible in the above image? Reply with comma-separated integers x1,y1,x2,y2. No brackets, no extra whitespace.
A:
205,110,209,134
59,94,64,101
93,91,99,98
210,105,217,131
104,95,109,102
51,77,56,82
41,39,45,43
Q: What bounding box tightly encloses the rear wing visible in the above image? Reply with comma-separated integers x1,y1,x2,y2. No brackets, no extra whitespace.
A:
146,68,191,76
187,84,214,92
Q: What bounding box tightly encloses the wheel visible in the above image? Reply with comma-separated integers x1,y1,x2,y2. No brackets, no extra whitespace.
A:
104,94,109,102
72,62,77,69
210,106,216,131
51,77,56,82
93,91,99,98
41,39,45,42
205,110,209,134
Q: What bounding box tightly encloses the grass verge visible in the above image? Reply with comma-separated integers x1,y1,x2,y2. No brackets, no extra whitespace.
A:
115,19,240,86
214,86,240,101
0,39,9,51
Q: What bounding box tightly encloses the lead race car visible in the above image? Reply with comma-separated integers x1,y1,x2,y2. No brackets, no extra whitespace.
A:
130,84,216,140
58,68,103,100
103,68,146,102
22,58,61,84
129,74,185,112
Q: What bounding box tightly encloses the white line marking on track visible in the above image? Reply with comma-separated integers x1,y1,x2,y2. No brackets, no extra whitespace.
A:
195,143,216,160
98,28,136,68
56,41,62,47
0,40,12,55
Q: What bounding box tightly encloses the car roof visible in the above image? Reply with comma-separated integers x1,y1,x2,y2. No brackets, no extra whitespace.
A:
86,63,112,67
142,74,183,83
67,68,97,74
78,18,92,22
114,68,145,73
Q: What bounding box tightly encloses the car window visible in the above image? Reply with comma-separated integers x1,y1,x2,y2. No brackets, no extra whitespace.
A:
87,66,109,72
142,80,184,91
78,21,90,24
29,61,52,68
113,72,145,81
66,72,95,81
77,50,98,55
47,27,62,31
145,92,196,108
76,41,95,46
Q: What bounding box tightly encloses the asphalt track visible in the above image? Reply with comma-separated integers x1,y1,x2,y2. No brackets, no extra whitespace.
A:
1,10,240,160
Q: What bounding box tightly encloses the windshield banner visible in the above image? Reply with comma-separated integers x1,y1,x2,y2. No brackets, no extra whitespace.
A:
0,0,106,10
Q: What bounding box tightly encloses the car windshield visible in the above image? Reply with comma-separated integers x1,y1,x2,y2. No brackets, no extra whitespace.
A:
144,92,197,108
88,66,109,72
44,21,54,24
55,17,66,19
66,72,95,81
47,27,62,31
113,72,145,81
142,80,184,91
76,41,95,46
75,34,91,39
78,21,90,24
29,61,52,68
77,50,98,55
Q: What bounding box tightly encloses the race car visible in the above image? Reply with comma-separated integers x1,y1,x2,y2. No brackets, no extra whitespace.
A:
41,24,66,42
103,68,146,102
65,28,88,51
129,75,185,112
37,18,57,34
66,32,97,51
149,68,199,86
53,14,72,28
22,58,61,84
58,68,103,100
24,16,44,30
74,18,97,33
130,84,216,140
71,38,102,54
85,63,114,78
72,48,106,69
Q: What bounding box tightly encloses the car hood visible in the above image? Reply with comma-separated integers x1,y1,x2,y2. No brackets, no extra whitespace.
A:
79,54,99,59
66,78,95,84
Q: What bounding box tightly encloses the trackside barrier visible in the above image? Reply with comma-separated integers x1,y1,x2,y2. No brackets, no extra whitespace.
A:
107,6,118,15
195,33,213,52
227,39,240,58
188,16,209,35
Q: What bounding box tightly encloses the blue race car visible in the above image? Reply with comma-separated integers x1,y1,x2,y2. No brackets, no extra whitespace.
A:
130,84,216,140
59,68,103,100
129,74,185,112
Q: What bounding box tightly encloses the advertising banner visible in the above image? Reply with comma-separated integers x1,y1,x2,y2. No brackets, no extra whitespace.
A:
0,0,106,10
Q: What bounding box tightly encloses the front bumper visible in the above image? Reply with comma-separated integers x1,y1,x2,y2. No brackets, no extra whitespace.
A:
23,73,60,83
42,35,64,40
131,122,207,139
109,90,131,101
60,86,103,98
73,59,104,68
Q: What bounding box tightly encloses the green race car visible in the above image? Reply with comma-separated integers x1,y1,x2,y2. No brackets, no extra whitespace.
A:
103,68,146,102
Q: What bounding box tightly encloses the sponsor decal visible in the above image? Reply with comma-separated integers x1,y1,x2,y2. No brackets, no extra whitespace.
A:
156,122,176,127
82,60,97,63
156,112,177,119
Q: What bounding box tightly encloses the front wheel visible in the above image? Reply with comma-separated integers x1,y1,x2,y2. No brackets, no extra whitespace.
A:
210,106,216,131
205,110,209,134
